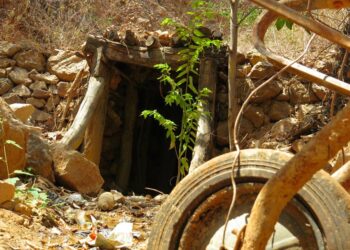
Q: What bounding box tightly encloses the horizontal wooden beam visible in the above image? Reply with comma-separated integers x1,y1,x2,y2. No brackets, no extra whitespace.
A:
85,35,181,68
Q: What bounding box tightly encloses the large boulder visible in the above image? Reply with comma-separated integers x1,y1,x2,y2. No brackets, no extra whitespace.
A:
0,98,28,179
14,50,46,72
0,41,21,57
48,50,88,81
52,144,104,195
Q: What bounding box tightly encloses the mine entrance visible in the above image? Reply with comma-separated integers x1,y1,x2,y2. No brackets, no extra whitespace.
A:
130,72,181,194
101,64,182,194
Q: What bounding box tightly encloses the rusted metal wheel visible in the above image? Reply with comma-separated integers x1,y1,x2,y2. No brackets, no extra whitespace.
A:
148,149,350,250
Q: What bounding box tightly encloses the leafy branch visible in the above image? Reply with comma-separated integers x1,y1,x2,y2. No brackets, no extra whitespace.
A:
141,0,221,182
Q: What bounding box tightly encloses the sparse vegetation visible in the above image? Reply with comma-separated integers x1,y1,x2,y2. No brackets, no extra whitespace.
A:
142,0,221,182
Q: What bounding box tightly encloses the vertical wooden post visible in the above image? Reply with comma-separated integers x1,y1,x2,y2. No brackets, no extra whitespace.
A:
83,47,111,165
189,57,217,172
115,74,139,191
228,0,240,151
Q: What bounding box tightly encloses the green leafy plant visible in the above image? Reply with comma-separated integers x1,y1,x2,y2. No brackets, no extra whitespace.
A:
141,0,221,183
275,17,294,30
5,171,49,208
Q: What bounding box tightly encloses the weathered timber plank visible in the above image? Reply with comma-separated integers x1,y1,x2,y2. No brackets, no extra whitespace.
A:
85,35,181,68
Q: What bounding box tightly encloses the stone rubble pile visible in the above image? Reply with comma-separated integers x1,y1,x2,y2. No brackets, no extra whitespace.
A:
0,41,88,131
214,49,332,154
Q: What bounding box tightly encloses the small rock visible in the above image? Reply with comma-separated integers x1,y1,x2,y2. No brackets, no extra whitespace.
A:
2,93,24,104
67,193,85,206
9,103,35,122
8,67,32,85
45,96,59,111
248,61,274,79
289,79,318,104
0,57,16,68
26,97,46,109
98,192,115,211
32,88,51,99
111,190,124,203
251,81,282,103
31,109,52,122
48,84,58,95
11,84,31,97
0,41,21,57
48,50,88,81
137,17,150,24
268,101,293,121
243,105,266,128
0,181,15,204
0,68,6,77
57,82,70,97
0,78,13,95
14,202,32,216
124,30,139,46
28,70,59,85
104,25,120,41
153,194,167,203
311,84,329,100
14,50,46,72
29,81,47,91
275,86,290,101
247,50,266,65
270,117,299,141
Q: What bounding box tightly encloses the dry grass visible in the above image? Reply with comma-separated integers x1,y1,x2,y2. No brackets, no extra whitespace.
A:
0,0,348,57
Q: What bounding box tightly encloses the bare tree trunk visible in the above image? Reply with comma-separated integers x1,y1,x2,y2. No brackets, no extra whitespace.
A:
228,0,240,150
189,57,217,172
241,103,350,249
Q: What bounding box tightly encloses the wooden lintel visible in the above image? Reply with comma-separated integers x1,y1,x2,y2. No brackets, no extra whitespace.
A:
85,35,181,68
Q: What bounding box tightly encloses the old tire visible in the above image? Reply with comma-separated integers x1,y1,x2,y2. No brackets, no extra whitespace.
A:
148,149,350,250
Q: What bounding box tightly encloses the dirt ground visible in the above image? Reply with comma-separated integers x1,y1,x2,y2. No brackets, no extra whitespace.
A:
0,177,165,250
